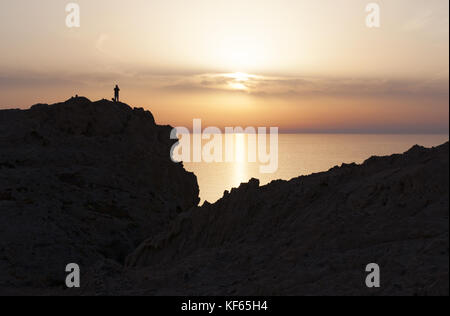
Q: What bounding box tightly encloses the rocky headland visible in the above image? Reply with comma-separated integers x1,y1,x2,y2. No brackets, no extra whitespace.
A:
0,97,448,295
0,97,198,292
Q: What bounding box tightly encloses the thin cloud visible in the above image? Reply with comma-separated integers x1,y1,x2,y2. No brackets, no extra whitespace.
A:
1,70,448,100
159,73,449,99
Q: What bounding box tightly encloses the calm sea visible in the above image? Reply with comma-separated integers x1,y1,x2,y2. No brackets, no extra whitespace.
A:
183,134,449,204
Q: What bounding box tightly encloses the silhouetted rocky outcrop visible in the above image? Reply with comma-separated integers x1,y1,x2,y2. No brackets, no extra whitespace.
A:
120,143,448,296
0,97,199,292
0,97,448,295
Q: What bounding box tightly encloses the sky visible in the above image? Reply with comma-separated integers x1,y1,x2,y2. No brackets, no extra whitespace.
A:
0,0,448,133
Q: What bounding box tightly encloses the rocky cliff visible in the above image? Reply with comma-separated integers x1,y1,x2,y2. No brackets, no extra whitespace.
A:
0,97,199,291
0,97,448,295
120,143,448,296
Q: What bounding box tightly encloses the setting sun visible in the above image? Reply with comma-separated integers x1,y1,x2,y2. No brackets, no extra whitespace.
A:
224,72,257,90
0,0,448,298
1,0,448,135
225,72,254,82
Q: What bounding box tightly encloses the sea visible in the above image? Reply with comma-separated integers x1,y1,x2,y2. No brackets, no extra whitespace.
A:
182,134,449,204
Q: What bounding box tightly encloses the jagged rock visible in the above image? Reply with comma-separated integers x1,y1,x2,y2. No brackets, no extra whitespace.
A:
122,143,449,296
0,97,199,291
1,97,448,295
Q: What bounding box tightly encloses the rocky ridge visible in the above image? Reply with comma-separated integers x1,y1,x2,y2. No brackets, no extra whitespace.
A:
120,142,449,295
0,97,448,296
0,97,199,290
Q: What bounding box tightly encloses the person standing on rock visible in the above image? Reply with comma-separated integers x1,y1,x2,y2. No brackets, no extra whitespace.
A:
114,85,120,102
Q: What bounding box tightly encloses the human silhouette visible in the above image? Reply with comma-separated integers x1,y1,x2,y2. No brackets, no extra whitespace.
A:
114,85,120,102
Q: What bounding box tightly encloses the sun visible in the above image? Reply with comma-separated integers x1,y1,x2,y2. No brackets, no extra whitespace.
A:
224,72,257,91
225,72,254,82
228,82,248,90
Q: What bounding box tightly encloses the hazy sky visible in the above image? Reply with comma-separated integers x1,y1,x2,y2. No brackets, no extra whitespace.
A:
0,0,448,133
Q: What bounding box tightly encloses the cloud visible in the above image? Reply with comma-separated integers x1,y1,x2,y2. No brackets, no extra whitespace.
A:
159,72,449,100
1,69,448,102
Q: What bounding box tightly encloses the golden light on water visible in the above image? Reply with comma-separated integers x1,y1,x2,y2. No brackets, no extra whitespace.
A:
232,133,248,187
235,133,246,162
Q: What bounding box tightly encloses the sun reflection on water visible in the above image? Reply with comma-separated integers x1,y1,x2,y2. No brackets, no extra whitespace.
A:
232,133,248,187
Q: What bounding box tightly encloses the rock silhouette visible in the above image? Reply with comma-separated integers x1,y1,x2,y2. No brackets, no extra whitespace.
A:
0,97,199,292
121,145,448,296
123,143,448,296
0,97,448,295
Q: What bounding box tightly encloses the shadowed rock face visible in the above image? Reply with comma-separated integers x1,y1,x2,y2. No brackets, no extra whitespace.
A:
0,98,448,296
0,97,199,290
119,143,448,296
